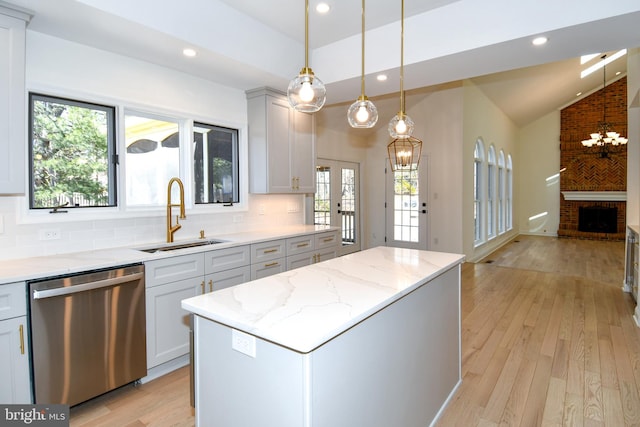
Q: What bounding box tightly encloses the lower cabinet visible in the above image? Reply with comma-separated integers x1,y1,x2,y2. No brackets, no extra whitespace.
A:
146,277,198,368
205,266,251,293
0,282,31,403
145,253,204,369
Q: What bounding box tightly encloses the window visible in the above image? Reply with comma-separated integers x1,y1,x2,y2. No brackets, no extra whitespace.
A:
29,93,116,209
125,112,180,207
314,166,331,225
29,92,241,213
487,145,496,239
473,139,484,245
498,150,505,235
193,123,239,204
506,154,513,231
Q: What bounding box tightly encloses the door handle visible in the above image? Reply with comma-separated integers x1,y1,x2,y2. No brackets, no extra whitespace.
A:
32,272,144,299
422,210,427,214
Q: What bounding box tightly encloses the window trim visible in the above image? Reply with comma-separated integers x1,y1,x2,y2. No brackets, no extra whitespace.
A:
28,92,118,210
20,88,249,225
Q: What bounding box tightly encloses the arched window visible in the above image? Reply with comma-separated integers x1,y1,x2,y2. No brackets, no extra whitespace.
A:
474,139,485,245
487,145,496,240
506,154,513,231
498,150,505,235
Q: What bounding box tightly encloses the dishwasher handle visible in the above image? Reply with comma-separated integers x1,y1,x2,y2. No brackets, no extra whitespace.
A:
32,271,144,300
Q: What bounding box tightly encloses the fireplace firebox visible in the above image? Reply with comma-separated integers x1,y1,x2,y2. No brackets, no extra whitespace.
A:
578,206,617,233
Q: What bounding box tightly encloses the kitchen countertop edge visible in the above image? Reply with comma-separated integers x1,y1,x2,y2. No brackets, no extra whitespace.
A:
0,225,338,284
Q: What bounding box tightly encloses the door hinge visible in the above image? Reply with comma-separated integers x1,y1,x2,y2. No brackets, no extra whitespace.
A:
112,154,119,165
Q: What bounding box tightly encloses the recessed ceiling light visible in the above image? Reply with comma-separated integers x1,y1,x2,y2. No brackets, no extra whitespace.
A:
316,3,330,14
532,36,548,46
183,48,197,57
376,74,388,81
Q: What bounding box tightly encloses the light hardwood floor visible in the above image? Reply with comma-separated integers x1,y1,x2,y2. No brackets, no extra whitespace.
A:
70,235,638,426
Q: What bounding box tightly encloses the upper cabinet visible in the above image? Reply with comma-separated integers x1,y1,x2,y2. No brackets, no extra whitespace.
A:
0,5,29,195
247,88,316,194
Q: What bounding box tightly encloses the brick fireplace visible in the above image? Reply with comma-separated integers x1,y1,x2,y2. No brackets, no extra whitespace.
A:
558,76,627,241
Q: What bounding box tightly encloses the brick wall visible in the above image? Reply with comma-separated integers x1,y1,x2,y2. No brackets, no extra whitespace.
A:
558,76,627,240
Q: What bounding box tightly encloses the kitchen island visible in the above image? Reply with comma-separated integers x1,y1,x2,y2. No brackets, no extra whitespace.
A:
182,246,465,427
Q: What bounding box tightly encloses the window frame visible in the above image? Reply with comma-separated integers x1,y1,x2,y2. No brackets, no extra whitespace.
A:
22,90,247,223
473,139,485,247
487,145,497,240
28,92,118,210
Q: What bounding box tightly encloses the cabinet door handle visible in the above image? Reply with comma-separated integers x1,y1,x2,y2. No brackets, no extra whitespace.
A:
313,254,317,263
19,324,25,355
264,248,278,254
316,253,321,262
264,262,279,268
201,280,205,294
297,242,309,248
209,279,213,292
322,237,333,243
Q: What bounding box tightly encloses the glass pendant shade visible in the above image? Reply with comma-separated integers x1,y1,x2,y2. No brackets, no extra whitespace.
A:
387,135,423,171
388,112,415,138
348,0,377,128
288,67,326,113
348,95,378,128
287,0,326,113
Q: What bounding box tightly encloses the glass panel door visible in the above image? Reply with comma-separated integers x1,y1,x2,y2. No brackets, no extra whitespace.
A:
314,159,360,256
385,156,428,249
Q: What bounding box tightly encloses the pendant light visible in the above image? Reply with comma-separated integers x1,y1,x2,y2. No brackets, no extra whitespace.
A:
347,0,378,128
287,0,326,113
387,0,422,171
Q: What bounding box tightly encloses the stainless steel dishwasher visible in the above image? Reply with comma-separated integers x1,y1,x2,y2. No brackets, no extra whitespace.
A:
28,264,147,406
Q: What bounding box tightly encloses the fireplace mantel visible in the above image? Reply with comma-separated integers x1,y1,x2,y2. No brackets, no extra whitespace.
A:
562,191,627,201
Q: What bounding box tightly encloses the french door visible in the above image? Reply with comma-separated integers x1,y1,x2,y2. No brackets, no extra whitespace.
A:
314,159,361,256
385,156,429,249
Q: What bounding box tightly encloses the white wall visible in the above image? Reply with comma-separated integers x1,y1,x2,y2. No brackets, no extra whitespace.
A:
316,84,466,255
462,81,519,262
516,111,561,237
627,48,640,226
0,32,305,261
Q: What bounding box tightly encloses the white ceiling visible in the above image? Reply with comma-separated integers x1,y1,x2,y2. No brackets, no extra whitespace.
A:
5,0,640,129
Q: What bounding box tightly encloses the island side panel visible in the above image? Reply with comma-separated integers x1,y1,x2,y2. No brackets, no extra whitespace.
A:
310,264,461,427
194,316,309,427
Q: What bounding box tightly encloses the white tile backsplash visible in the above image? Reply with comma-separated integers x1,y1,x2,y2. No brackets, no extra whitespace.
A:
0,194,307,261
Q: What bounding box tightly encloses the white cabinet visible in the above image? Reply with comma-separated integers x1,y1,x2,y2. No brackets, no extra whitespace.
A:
202,245,251,293
0,7,28,194
247,88,316,194
145,253,204,368
0,281,31,403
251,239,286,279
285,231,340,270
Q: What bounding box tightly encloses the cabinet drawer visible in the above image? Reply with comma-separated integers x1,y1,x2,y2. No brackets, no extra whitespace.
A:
145,253,204,288
286,252,314,271
286,235,314,256
251,258,285,280
204,245,250,275
0,282,26,321
207,266,251,292
251,239,286,263
315,231,340,250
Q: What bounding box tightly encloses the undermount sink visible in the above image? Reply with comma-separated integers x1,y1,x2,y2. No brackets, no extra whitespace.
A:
137,239,225,253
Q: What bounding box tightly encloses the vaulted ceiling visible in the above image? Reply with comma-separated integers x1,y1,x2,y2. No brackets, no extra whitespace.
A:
7,0,640,128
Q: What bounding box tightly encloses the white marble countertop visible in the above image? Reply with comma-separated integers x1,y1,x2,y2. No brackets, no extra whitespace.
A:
182,246,465,353
0,225,337,284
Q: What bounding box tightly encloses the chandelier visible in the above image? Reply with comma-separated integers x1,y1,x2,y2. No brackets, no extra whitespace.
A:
387,0,422,171
581,54,627,158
